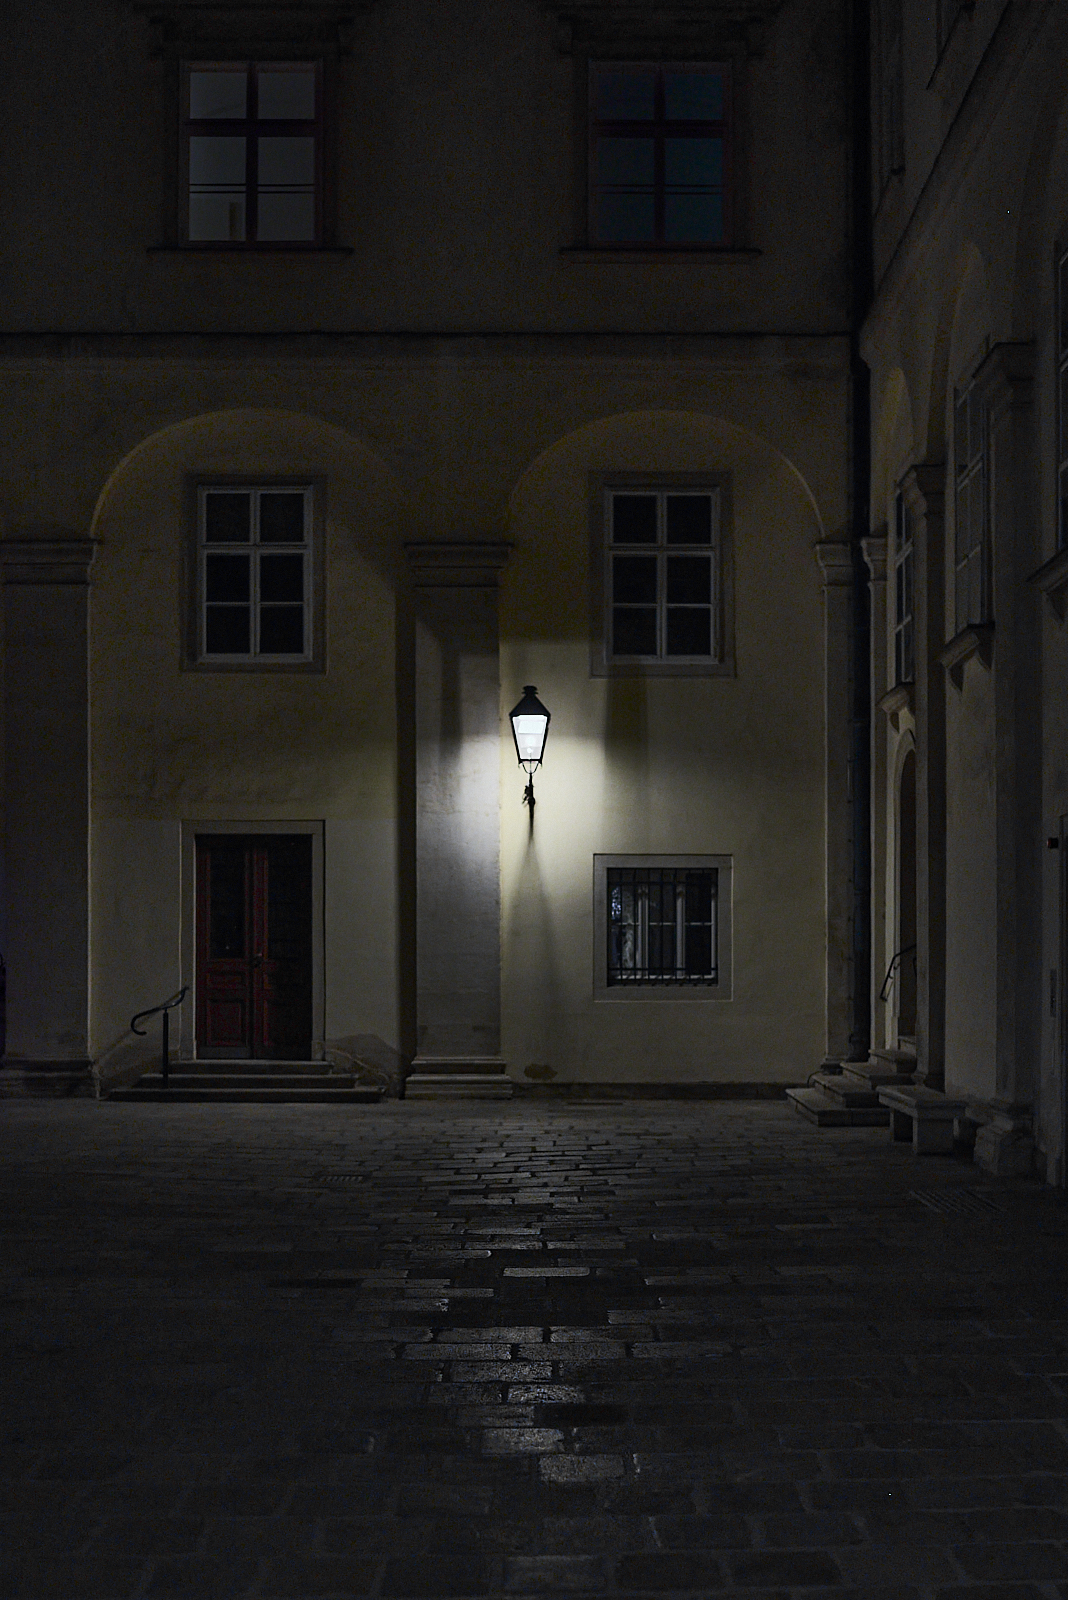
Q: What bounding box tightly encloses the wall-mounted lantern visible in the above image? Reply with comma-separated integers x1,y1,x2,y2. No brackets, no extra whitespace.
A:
509,684,551,810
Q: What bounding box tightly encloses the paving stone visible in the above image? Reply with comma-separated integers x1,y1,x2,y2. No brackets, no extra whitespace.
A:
3,1101,1068,1597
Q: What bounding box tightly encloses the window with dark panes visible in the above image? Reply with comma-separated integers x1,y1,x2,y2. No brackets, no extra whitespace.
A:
198,485,312,662
589,63,729,247
1058,248,1068,549
184,62,320,244
606,487,719,661
893,487,914,685
953,378,989,632
607,865,718,985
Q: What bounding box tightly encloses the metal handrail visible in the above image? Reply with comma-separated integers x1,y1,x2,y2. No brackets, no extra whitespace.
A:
131,987,188,1092
879,945,916,1003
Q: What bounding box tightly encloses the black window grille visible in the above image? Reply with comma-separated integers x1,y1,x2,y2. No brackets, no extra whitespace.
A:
607,866,717,985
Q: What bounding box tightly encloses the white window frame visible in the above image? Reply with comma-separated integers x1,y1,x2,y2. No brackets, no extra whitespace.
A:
953,374,989,634
593,854,733,1003
893,485,914,685
590,473,734,678
187,479,325,673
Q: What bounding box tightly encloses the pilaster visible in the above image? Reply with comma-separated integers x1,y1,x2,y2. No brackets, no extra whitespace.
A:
862,534,889,1051
901,465,946,1089
972,340,1038,1122
404,542,511,1068
814,539,854,1067
0,533,95,1084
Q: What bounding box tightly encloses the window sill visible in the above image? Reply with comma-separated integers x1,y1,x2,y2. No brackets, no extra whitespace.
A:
560,246,760,264
181,658,324,674
591,657,735,678
148,243,353,256
595,983,730,1004
939,621,993,691
877,681,914,731
1030,545,1068,622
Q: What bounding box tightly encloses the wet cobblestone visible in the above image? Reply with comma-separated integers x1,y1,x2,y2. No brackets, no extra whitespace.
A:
1,1099,1068,1596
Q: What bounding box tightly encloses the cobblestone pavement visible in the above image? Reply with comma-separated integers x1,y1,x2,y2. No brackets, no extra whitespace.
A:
3,1099,1068,1600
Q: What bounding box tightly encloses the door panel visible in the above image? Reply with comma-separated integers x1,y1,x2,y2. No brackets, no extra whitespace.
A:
196,835,312,1059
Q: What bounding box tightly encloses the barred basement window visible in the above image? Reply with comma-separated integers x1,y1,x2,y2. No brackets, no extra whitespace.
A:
189,483,324,671
594,855,732,1002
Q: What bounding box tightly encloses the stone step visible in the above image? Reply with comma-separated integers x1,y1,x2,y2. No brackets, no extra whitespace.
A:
404,1072,513,1100
838,1061,916,1092
125,1072,357,1092
410,1057,509,1076
109,1083,382,1103
785,1085,890,1127
809,1071,884,1108
176,1060,335,1074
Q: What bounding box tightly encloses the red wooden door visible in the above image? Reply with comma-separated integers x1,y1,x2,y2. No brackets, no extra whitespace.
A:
196,835,312,1059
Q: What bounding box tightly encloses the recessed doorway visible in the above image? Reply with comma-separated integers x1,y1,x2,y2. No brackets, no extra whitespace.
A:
195,834,312,1059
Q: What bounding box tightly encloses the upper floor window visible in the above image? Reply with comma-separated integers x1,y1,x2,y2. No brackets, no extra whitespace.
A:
953,376,989,632
588,63,730,248
184,62,321,245
600,484,727,672
893,487,914,684
192,483,322,670
1058,248,1068,550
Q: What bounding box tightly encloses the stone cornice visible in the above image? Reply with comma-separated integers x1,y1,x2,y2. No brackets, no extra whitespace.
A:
404,542,512,589
0,536,97,585
133,0,368,54
899,462,946,520
540,0,786,54
861,534,888,583
813,540,852,587
940,620,994,690
971,339,1035,420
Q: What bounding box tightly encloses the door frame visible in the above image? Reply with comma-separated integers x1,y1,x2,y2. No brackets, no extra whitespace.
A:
180,820,325,1061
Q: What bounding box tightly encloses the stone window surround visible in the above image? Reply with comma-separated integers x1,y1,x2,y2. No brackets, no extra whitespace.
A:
182,475,326,673
593,853,733,1003
588,471,735,678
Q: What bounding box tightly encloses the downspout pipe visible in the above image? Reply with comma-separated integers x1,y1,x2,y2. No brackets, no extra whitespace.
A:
848,0,874,1062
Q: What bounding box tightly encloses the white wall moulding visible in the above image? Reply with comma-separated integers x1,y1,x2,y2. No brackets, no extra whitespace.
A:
940,621,994,692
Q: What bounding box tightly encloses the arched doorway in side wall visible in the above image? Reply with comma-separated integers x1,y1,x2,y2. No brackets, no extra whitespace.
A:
896,749,917,1046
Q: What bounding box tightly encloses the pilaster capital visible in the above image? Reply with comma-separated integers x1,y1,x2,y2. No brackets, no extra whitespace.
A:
0,532,96,585
899,462,945,521
813,540,852,587
861,534,888,583
972,339,1035,422
404,541,512,589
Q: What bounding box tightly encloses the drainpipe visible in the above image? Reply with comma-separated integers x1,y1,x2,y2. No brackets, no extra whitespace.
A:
848,0,874,1062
